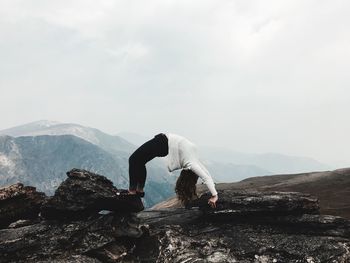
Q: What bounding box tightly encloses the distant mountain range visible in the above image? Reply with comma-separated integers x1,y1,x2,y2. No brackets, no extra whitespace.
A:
0,121,175,207
0,120,332,207
116,131,271,182
0,120,135,156
117,129,331,178
199,146,331,175
0,134,129,192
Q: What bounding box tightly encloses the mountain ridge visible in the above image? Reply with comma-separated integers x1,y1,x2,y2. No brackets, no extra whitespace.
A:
200,145,331,174
0,121,331,176
0,121,277,183
0,120,136,156
0,134,174,207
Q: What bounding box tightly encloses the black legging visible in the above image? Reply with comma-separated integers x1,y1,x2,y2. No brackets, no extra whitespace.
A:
129,133,169,191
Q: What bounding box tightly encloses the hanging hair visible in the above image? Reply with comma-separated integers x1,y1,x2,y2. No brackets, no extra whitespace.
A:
175,169,199,206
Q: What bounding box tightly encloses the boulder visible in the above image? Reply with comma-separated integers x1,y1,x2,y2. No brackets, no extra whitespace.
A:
189,190,319,216
41,169,144,219
0,213,146,263
0,183,46,228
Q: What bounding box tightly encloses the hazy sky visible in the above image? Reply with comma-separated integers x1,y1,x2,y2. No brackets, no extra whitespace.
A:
0,0,349,167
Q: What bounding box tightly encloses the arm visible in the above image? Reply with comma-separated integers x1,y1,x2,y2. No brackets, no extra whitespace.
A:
190,161,218,197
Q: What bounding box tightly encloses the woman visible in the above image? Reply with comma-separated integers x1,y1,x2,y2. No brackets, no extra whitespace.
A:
128,133,218,208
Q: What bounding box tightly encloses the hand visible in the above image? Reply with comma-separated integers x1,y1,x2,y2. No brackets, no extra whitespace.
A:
208,195,218,208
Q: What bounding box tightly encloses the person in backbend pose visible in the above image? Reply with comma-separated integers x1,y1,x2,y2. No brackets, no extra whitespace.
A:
127,133,218,208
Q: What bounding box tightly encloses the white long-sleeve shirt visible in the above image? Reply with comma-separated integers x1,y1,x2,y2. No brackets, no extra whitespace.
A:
164,133,218,196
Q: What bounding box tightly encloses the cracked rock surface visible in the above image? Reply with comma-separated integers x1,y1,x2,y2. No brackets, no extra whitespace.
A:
0,169,350,262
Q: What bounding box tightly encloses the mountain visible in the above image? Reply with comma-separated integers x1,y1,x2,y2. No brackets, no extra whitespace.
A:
154,167,350,219
116,132,273,182
0,120,136,156
0,135,128,190
0,121,332,207
199,146,331,174
116,131,330,181
0,135,174,207
0,120,61,136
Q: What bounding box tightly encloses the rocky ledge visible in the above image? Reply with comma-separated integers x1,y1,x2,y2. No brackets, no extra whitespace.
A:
0,169,349,263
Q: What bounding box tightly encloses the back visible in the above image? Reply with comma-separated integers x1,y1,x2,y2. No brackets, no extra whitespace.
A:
165,133,198,171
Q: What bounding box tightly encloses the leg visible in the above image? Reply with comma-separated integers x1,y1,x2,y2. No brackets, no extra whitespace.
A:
128,134,168,192
128,154,140,192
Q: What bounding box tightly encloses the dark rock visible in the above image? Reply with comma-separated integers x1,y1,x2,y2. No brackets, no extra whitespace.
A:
41,169,144,219
0,212,145,263
154,222,350,263
0,183,46,228
1,171,350,262
189,190,319,217
137,208,203,226
269,214,350,237
143,190,350,262
8,219,41,229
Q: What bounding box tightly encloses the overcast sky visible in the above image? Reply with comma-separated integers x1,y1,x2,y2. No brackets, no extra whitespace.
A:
0,0,349,167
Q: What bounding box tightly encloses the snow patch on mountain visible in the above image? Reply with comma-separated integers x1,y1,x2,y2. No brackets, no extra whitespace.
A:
34,120,61,128
0,152,19,181
0,154,13,168
0,120,61,137
0,121,134,154
27,125,101,145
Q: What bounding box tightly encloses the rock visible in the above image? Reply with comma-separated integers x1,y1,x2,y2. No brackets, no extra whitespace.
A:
270,214,350,237
0,183,46,228
189,190,319,217
8,219,41,229
144,190,350,263
154,219,350,263
41,168,144,219
1,171,350,262
137,208,203,226
0,213,146,263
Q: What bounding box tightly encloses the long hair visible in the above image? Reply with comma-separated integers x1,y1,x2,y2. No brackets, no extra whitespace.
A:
175,169,199,206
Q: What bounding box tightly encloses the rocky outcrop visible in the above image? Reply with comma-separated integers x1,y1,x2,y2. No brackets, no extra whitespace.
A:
0,183,46,228
189,190,319,215
0,212,145,262
41,168,144,219
154,219,350,263
0,169,350,262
